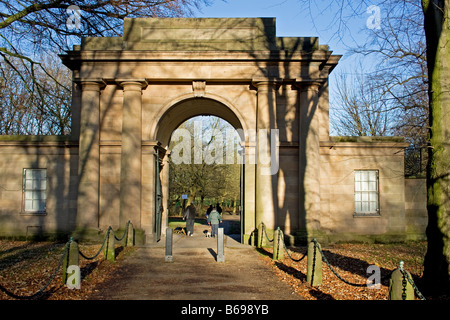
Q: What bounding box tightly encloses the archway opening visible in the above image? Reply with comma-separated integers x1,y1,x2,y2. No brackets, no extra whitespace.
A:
167,115,244,242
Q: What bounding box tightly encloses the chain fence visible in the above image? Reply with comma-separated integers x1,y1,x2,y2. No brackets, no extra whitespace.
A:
260,223,426,300
280,229,307,262
398,261,426,300
0,221,132,300
0,241,70,300
261,222,273,243
78,226,111,260
1,221,427,300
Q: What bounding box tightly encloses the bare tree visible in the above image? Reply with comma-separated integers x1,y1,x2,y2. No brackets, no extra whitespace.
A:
325,0,428,147
169,116,240,215
1,54,76,135
300,0,450,293
339,0,429,176
331,68,394,137
352,0,429,147
0,0,210,134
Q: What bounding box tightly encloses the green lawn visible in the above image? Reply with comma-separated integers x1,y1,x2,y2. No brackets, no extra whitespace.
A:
168,216,208,229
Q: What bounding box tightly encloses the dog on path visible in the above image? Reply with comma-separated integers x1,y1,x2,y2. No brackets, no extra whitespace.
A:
203,229,211,238
174,226,186,235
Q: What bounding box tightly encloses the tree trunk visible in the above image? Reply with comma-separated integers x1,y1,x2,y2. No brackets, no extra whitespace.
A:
422,0,450,294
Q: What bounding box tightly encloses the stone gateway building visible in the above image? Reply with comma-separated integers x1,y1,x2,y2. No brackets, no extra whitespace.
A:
0,18,427,244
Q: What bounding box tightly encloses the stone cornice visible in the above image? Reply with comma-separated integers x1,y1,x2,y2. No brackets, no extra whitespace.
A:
293,78,326,91
61,50,336,63
0,140,78,148
321,138,410,149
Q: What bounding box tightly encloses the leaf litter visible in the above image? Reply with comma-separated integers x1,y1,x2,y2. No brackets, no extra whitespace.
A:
0,240,135,300
256,242,448,300
1,240,448,300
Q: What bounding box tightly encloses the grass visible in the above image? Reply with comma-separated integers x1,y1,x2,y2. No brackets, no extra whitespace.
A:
168,216,208,229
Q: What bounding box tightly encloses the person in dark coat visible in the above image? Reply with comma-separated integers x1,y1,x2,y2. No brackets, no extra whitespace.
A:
183,202,196,236
205,204,213,218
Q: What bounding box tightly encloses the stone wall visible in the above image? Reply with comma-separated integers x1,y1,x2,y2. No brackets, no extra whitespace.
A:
0,136,78,238
317,137,411,243
0,18,429,244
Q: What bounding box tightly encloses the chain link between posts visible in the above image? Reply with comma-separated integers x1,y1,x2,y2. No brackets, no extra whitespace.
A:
0,241,70,300
262,223,426,299
261,222,273,243
398,263,426,300
0,221,132,300
261,222,307,262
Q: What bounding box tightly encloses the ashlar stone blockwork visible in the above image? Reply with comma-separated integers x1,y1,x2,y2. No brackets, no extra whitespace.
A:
0,18,426,244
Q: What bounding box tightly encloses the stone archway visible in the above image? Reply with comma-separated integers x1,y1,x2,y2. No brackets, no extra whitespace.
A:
60,17,343,245
0,17,416,244
150,96,247,242
154,95,246,148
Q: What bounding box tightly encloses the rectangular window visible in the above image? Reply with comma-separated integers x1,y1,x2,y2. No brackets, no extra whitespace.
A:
22,169,47,213
354,170,379,216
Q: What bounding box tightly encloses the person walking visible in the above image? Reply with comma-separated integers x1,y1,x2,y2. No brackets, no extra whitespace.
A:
205,204,213,218
183,202,196,236
207,207,222,237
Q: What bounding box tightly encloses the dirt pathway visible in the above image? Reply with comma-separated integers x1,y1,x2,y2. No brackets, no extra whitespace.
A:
89,215,301,300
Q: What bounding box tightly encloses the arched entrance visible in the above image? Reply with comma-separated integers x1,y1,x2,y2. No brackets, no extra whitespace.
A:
62,17,343,245
154,95,246,147
152,97,247,243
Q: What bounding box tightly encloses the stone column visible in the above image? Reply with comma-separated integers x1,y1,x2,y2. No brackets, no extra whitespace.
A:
70,82,82,141
117,79,147,229
252,79,279,236
141,141,157,240
242,142,256,245
297,80,322,237
76,79,104,230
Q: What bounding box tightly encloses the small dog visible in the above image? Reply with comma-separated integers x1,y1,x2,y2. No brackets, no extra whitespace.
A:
203,229,211,238
174,226,186,235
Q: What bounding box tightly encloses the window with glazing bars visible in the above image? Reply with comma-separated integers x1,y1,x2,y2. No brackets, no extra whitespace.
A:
354,170,379,216
22,169,47,213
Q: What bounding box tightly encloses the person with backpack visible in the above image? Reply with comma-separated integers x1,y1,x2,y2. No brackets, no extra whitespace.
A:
207,207,222,237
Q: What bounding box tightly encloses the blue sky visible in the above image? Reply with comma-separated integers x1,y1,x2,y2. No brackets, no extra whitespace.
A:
193,0,380,134
194,0,376,68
